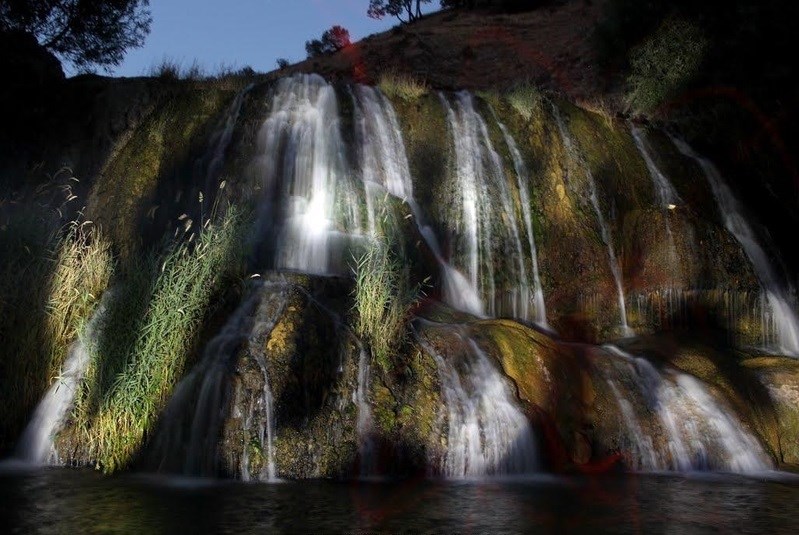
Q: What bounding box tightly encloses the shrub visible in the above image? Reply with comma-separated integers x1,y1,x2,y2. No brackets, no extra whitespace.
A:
626,16,707,114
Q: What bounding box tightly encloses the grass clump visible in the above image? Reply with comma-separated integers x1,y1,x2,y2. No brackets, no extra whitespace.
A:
0,190,113,450
378,71,429,101
626,16,707,115
352,241,420,373
72,207,248,471
506,84,542,121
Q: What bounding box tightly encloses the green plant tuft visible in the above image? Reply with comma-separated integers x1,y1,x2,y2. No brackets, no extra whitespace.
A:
506,84,542,121
378,71,429,101
352,240,419,373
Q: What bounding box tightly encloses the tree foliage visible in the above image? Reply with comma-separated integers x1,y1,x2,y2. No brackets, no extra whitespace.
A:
305,25,351,59
368,0,432,24
0,0,151,71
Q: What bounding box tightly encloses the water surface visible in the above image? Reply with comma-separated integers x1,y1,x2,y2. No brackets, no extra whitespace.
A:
2,469,799,533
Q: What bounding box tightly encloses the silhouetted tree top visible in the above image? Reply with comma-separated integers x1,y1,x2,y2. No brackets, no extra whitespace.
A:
305,25,352,59
0,0,151,71
368,0,432,24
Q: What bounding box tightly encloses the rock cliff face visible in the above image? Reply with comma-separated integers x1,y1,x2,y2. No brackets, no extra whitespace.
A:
2,69,798,478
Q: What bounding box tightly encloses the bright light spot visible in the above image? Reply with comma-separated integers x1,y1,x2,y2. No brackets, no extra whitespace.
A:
667,204,677,210
303,194,330,235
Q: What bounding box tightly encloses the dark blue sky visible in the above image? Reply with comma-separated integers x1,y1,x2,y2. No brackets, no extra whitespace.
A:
112,0,438,77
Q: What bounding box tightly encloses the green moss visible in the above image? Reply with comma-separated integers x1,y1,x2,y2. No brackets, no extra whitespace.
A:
373,384,397,434
88,88,236,259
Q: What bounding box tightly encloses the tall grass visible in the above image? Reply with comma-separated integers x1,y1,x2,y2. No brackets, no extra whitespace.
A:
378,71,429,101
0,196,113,450
71,207,247,471
352,241,420,373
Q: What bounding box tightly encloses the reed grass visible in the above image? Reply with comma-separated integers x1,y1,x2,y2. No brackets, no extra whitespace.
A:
72,207,247,471
378,71,429,101
352,240,420,373
0,200,113,450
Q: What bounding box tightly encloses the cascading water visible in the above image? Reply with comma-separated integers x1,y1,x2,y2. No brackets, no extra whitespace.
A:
351,85,484,317
553,104,632,336
352,84,413,236
439,92,537,322
494,112,548,326
251,74,364,275
601,345,771,472
418,324,537,477
202,84,253,196
12,292,113,465
147,280,289,479
630,124,681,267
672,137,799,356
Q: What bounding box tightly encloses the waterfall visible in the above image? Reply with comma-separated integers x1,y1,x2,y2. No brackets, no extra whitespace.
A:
202,84,253,196
630,124,680,267
147,280,289,479
602,345,771,472
672,137,799,356
252,74,364,275
418,325,537,477
13,290,113,465
553,105,632,336
352,85,484,317
494,112,548,326
439,92,536,322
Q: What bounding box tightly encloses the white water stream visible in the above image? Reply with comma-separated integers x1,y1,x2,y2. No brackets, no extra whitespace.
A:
252,74,364,275
553,104,632,336
418,325,537,477
13,291,114,465
603,345,771,472
630,124,681,266
672,137,799,356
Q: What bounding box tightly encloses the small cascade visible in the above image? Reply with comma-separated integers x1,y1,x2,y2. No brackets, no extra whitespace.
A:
352,85,484,317
252,74,364,275
202,84,253,196
553,105,632,336
147,280,289,478
630,124,680,267
354,344,375,476
418,325,537,477
13,292,113,465
494,113,548,326
439,92,536,321
601,345,771,472
672,137,799,356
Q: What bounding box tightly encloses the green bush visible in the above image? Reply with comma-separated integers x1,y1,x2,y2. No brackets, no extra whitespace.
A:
626,16,707,114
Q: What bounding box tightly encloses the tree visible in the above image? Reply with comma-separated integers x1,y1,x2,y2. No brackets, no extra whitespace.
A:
0,0,151,71
305,25,351,59
368,0,432,24
276,58,290,70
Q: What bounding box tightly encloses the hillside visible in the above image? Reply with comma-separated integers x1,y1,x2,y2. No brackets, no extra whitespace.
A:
285,2,605,101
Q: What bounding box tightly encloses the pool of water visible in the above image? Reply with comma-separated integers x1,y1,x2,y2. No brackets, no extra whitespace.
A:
1,468,798,533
